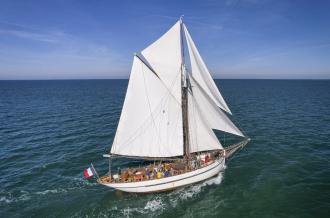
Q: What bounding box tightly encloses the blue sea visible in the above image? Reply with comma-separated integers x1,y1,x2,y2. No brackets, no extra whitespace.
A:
0,79,329,218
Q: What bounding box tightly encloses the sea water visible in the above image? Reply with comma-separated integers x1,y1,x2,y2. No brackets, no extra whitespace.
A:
0,79,329,217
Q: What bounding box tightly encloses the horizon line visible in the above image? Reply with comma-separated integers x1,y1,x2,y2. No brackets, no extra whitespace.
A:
1,78,329,81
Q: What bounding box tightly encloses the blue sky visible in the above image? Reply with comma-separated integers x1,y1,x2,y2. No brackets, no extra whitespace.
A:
0,0,329,79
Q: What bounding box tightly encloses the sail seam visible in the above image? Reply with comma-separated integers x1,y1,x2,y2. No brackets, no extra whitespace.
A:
112,86,182,155
141,61,162,147
112,69,182,155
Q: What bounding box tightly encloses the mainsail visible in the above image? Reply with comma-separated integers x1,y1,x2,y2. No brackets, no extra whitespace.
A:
111,19,244,158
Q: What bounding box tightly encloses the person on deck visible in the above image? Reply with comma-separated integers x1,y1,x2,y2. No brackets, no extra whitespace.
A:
157,171,162,179
205,154,210,164
153,167,158,179
146,167,151,179
170,167,174,176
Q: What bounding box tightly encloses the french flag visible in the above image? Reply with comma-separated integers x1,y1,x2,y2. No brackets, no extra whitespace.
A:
84,165,95,179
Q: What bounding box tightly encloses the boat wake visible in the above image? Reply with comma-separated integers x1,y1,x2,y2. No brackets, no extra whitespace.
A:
0,190,31,204
1,171,224,218
170,170,224,203
144,196,165,212
0,175,98,206
116,170,225,217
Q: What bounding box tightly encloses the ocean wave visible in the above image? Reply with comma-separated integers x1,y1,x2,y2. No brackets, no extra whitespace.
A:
0,190,31,204
70,176,99,188
0,176,98,205
144,197,165,212
0,188,70,205
0,196,14,204
35,188,68,195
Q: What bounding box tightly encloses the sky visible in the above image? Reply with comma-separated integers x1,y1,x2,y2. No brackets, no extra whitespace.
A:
0,0,330,80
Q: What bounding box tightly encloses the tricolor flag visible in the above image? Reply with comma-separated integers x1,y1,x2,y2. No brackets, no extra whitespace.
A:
84,164,96,179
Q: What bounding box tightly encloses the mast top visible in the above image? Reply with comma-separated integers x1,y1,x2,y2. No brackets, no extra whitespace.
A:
180,15,184,23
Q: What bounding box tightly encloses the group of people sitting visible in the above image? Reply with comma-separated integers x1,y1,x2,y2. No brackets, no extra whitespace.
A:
109,153,213,183
118,163,177,182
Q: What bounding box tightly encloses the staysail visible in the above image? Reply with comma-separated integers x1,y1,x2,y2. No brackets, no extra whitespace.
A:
187,88,224,153
110,21,183,157
188,76,244,138
187,75,245,153
183,24,232,114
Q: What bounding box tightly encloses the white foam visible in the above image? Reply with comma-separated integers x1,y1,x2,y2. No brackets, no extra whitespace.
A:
35,188,67,195
18,191,31,201
121,206,146,218
122,207,131,218
144,197,165,212
0,190,31,204
203,171,224,186
70,177,99,187
169,171,224,206
0,196,13,204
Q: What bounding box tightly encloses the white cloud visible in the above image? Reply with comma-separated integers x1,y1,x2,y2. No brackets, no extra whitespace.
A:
0,29,60,43
0,23,129,79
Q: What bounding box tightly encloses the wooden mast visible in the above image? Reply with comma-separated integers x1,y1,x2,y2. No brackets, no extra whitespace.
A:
180,16,190,160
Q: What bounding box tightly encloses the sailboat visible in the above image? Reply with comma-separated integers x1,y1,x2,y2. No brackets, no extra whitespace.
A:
97,17,250,193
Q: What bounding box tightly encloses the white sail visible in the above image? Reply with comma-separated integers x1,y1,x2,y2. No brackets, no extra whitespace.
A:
189,76,244,137
99,19,250,194
110,56,183,157
141,21,182,103
183,24,232,114
188,90,223,153
111,20,244,158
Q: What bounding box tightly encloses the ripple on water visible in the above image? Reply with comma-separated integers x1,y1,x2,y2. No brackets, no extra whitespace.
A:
1,80,329,218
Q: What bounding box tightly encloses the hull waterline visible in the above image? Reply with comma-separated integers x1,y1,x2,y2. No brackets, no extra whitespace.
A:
99,158,225,193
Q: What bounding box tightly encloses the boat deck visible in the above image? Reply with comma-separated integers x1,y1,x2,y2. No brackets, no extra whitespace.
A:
99,153,217,184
